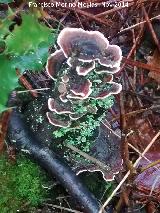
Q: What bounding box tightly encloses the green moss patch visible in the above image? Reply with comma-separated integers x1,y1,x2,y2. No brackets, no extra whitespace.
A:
0,154,48,212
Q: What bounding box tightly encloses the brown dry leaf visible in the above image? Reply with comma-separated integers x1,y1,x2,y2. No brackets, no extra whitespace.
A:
134,151,160,203
147,48,160,84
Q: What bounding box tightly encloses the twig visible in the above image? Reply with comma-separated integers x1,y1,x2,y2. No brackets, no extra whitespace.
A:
129,143,160,174
66,144,110,172
74,11,84,29
0,110,12,151
124,70,143,107
99,131,160,213
17,88,50,93
114,188,131,213
70,7,112,26
46,203,83,213
142,6,160,52
119,91,130,170
140,159,160,173
51,0,112,26
119,27,144,74
120,14,160,33
122,57,160,73
16,69,38,98
128,143,151,163
102,120,121,138
111,105,160,121
132,28,137,90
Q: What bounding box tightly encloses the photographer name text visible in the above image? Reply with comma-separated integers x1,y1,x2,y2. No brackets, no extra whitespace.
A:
28,1,129,8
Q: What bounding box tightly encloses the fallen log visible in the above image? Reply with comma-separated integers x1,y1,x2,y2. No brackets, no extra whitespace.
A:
7,110,103,213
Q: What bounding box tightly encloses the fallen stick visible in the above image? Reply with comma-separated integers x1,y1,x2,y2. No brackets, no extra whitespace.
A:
7,110,103,213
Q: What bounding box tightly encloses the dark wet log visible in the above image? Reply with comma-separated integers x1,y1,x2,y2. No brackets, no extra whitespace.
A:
7,110,103,213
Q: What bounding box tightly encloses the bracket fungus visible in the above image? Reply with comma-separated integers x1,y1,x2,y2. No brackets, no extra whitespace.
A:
46,28,123,181
57,28,109,61
48,98,73,114
46,50,66,80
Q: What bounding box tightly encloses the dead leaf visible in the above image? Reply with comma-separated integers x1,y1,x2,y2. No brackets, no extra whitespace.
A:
134,151,160,203
126,111,160,198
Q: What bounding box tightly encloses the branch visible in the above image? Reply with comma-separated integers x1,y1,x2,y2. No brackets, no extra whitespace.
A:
7,110,104,213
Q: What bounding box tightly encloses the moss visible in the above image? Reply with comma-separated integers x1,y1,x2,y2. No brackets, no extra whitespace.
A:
0,154,48,212
90,95,114,108
73,102,88,114
52,86,114,162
